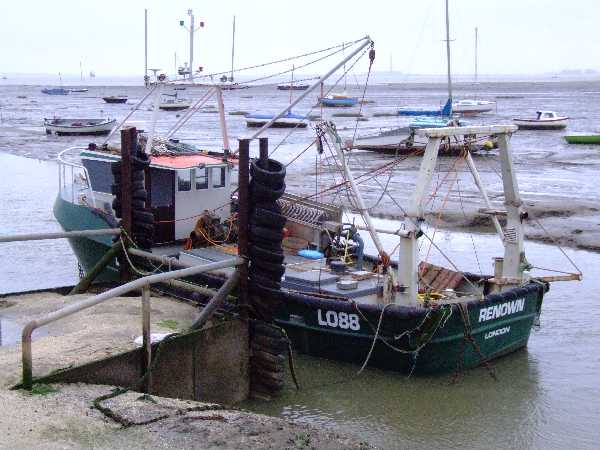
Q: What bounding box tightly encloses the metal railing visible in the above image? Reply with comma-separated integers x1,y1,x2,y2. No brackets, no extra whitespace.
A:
21,256,243,389
57,147,97,208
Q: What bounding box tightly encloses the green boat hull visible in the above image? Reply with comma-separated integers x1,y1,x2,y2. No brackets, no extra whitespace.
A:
564,134,600,144
274,284,545,374
53,195,118,281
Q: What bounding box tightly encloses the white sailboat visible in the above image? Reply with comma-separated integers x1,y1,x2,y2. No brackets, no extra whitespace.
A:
453,27,496,115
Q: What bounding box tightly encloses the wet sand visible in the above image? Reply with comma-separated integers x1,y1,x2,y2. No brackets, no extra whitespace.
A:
0,291,372,449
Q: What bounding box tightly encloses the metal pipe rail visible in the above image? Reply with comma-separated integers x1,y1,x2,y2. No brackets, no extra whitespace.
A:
21,256,242,389
0,228,120,243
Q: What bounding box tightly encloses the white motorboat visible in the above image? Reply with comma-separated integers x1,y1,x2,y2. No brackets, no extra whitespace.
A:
513,111,568,130
453,99,496,114
159,94,192,111
44,118,116,136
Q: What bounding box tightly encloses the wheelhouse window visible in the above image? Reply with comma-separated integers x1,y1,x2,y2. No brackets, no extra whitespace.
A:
195,167,208,190
211,166,225,188
177,169,192,191
82,159,113,193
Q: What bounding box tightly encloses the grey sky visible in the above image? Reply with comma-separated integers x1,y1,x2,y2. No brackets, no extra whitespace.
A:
1,0,597,77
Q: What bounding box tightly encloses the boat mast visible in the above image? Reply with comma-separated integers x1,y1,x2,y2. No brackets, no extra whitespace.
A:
188,9,194,81
144,9,148,86
230,15,236,82
445,0,453,101
474,26,478,84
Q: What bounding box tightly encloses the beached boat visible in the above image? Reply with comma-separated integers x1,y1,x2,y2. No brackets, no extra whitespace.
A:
51,38,580,376
54,119,579,374
398,98,453,116
41,88,69,95
453,99,495,114
245,111,308,128
319,94,358,107
103,96,128,104
159,94,192,111
44,118,116,136
564,133,600,144
277,83,309,91
513,111,568,130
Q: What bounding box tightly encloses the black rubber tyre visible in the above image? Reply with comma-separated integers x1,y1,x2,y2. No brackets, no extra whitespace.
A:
251,207,286,229
250,237,283,252
131,179,145,191
111,162,122,175
249,271,281,289
249,245,285,264
112,198,146,210
131,189,148,201
132,222,154,234
251,264,286,280
251,258,285,276
113,171,144,184
250,224,284,242
253,201,282,215
250,158,286,183
251,180,285,203
132,210,154,224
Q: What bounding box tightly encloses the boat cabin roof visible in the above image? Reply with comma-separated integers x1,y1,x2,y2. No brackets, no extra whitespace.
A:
81,150,235,170
536,110,559,118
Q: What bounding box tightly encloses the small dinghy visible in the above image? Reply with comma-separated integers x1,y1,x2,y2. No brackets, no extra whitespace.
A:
102,96,128,104
513,111,568,130
69,88,89,93
452,99,495,114
41,88,69,95
245,111,308,128
44,118,116,136
319,93,358,107
564,133,600,144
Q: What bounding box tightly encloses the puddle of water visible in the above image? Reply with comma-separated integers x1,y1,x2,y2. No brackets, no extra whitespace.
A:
0,317,22,346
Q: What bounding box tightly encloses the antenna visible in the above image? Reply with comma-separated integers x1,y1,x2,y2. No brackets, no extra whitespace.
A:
144,9,148,85
474,26,478,84
230,15,236,82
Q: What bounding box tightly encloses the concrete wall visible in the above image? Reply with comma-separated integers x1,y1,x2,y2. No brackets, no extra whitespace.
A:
39,319,249,405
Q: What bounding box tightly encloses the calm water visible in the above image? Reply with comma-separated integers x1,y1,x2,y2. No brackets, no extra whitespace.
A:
1,81,599,448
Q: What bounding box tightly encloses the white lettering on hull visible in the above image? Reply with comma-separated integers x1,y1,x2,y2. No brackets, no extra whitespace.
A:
317,309,360,331
478,298,525,323
484,326,511,340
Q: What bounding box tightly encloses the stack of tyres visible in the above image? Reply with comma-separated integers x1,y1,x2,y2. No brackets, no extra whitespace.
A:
248,158,286,321
110,149,154,250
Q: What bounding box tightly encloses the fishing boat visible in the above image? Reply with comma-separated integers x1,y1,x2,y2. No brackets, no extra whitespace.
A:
563,133,600,144
41,88,69,95
319,94,358,107
103,96,128,104
513,111,568,130
69,88,89,93
245,111,308,128
51,37,580,376
44,118,116,136
159,93,192,111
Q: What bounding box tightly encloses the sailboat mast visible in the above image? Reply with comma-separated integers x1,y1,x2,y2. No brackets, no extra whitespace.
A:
188,9,194,81
445,0,453,100
144,9,148,84
230,15,236,82
474,26,478,84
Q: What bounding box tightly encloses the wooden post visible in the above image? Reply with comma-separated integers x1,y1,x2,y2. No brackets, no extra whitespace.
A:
237,139,250,313
120,127,136,281
259,137,268,168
